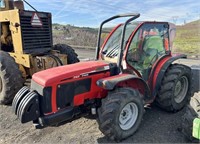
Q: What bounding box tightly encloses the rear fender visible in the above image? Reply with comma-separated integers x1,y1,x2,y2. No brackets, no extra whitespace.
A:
151,54,187,97
96,74,152,103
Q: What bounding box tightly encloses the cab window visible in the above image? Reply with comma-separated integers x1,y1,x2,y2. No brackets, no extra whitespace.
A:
102,23,139,59
126,23,169,79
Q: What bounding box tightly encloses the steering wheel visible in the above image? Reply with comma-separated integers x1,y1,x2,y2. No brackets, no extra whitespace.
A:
143,48,159,69
127,48,141,62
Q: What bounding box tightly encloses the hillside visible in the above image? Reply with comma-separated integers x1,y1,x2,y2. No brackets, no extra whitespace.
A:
53,20,200,55
53,24,98,47
173,20,200,54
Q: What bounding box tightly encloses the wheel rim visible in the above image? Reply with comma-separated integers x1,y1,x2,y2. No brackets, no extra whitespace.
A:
0,76,2,93
119,102,138,130
174,76,189,103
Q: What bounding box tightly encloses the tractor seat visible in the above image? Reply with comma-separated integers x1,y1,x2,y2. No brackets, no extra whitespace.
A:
140,35,165,80
126,35,165,80
143,35,164,53
142,35,164,69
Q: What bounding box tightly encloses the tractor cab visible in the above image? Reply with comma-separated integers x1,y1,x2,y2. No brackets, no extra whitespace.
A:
100,21,176,80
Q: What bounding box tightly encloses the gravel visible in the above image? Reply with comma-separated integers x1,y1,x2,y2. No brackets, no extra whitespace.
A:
0,48,199,143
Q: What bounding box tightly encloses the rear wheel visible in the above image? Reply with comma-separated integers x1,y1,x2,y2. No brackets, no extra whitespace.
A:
53,44,79,64
0,51,24,105
156,64,192,112
97,88,144,141
182,93,200,142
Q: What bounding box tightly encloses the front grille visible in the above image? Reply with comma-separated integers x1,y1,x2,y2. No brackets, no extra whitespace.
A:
20,10,52,53
56,78,92,109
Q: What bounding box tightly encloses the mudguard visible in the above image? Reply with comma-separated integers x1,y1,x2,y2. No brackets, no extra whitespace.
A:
152,54,187,97
97,73,152,102
97,74,137,90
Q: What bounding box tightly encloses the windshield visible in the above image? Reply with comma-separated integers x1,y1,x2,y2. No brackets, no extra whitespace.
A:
102,23,139,58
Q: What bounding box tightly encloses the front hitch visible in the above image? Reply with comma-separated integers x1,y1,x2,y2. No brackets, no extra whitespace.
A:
12,86,40,123
13,86,75,128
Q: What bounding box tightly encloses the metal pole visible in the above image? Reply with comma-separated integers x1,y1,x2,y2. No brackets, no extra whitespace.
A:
95,13,140,60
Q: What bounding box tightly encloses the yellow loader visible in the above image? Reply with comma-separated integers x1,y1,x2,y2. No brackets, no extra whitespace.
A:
0,0,79,104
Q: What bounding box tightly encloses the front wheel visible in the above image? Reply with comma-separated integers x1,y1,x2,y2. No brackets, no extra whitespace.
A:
97,88,144,141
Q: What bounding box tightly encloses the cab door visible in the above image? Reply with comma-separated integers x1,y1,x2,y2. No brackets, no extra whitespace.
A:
126,22,170,80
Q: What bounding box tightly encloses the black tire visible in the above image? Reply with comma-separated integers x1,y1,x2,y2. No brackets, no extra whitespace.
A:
156,64,192,112
182,93,200,142
84,114,97,120
53,44,79,64
97,87,144,141
0,51,24,105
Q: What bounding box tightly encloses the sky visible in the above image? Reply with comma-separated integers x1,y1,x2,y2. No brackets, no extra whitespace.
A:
26,0,200,27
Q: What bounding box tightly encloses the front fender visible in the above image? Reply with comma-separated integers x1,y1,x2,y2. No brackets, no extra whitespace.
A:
97,74,152,103
97,74,137,90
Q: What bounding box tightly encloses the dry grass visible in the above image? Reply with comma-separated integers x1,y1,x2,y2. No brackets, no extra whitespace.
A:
173,20,200,55
53,20,200,56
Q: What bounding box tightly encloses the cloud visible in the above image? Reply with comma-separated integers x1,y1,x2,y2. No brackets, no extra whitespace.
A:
26,0,200,27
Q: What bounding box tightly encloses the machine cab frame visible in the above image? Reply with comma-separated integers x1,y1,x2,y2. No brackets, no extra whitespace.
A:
100,21,175,80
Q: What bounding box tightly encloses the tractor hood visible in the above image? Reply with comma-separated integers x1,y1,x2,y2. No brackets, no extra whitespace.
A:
32,61,111,87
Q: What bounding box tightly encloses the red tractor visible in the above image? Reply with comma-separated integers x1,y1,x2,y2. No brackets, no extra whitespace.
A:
12,13,193,141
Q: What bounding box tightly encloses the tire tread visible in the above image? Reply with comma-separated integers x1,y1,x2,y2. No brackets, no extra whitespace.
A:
0,51,24,104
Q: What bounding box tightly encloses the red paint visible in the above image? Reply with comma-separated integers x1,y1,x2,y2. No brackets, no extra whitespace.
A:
164,38,169,51
32,61,109,87
32,60,111,113
150,53,184,92
73,72,110,106
151,55,172,92
98,74,149,101
41,67,110,114
117,79,147,96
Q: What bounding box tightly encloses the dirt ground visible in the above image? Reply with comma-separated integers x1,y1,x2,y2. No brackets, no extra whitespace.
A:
0,48,200,143
1,96,198,144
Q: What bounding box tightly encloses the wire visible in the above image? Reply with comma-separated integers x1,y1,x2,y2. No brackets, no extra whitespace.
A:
22,0,37,11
